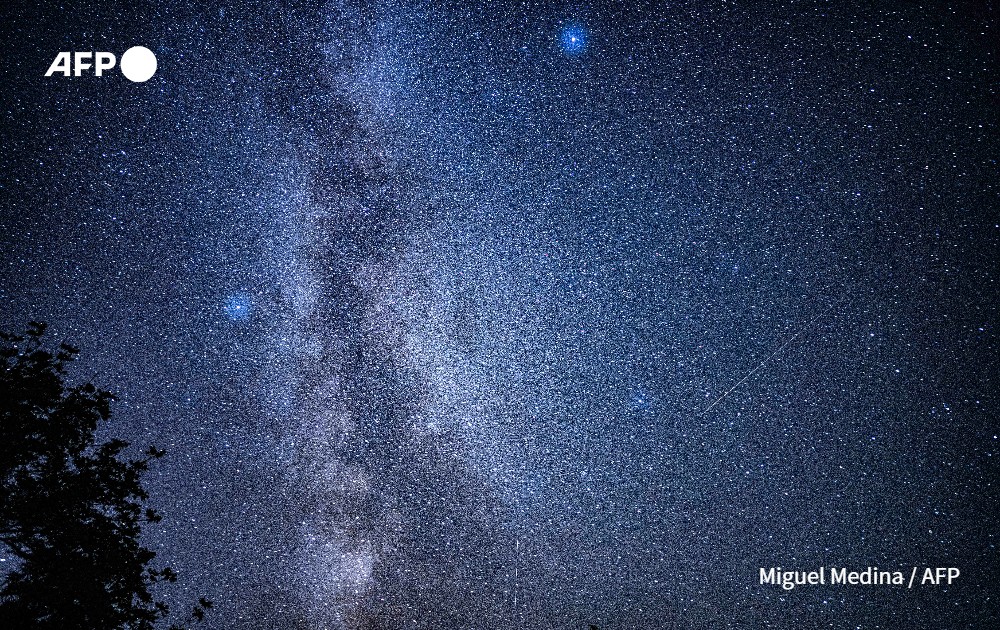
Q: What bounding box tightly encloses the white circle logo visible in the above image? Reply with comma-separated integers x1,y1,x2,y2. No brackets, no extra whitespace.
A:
119,46,157,82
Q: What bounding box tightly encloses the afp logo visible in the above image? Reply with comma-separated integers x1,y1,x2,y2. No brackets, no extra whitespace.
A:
45,46,157,82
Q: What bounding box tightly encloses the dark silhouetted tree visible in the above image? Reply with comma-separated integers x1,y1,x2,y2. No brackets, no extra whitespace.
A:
0,323,211,629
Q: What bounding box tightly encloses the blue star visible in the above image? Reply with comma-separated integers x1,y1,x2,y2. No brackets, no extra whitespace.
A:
560,25,587,55
629,388,654,413
224,294,252,322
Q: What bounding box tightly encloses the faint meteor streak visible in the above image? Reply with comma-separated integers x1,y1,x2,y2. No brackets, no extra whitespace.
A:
698,299,842,417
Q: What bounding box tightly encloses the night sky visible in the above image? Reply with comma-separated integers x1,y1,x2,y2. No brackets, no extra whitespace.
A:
1,1,998,628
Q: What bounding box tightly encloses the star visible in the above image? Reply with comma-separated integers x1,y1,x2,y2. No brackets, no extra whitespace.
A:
224,294,252,322
560,24,587,54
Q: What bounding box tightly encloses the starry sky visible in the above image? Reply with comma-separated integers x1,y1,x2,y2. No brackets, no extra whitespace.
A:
1,1,998,628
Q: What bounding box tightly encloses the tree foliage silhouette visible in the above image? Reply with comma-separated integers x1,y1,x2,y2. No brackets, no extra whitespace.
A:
0,323,211,629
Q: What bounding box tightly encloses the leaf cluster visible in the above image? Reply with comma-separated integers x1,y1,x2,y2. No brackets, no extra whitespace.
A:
0,323,210,629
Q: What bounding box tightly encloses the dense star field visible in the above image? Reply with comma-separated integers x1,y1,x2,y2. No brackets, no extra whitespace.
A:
1,1,998,628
